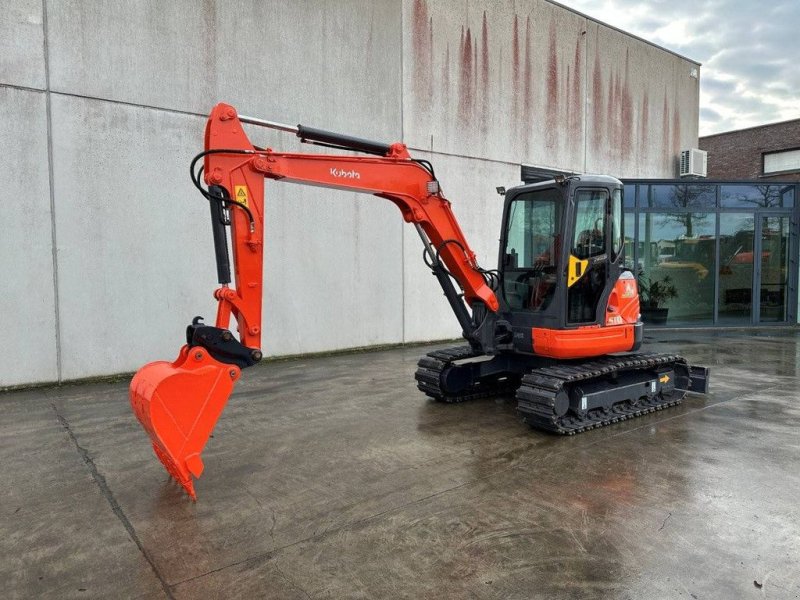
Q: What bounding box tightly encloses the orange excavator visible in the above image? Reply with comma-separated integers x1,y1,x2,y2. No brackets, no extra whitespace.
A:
130,103,709,499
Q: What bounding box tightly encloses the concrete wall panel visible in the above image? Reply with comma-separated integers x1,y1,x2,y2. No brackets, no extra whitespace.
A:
46,0,401,140
2,0,704,385
584,22,700,178
0,0,45,89
403,0,588,169
0,88,57,386
403,0,700,178
403,152,518,342
50,97,213,379
263,187,403,356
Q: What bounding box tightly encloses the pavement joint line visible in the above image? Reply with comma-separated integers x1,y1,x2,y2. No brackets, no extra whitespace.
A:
50,402,176,600
273,561,313,600
658,512,672,532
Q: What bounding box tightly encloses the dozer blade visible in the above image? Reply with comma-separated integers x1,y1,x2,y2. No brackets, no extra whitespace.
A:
129,345,240,499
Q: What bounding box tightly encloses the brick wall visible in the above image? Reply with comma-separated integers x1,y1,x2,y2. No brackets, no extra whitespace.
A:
699,119,800,181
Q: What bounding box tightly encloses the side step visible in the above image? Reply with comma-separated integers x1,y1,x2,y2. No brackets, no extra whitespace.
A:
683,364,710,394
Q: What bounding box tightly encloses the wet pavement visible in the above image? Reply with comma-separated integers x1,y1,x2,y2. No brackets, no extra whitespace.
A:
1,329,799,599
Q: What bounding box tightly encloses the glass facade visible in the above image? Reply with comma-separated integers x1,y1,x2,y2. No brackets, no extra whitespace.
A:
718,213,754,324
638,212,715,324
622,181,799,327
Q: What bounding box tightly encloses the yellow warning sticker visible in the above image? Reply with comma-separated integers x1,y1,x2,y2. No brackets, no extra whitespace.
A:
622,281,636,298
659,374,670,384
567,254,589,287
234,185,249,208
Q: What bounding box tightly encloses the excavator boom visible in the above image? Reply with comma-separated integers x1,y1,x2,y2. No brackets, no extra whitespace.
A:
130,103,499,499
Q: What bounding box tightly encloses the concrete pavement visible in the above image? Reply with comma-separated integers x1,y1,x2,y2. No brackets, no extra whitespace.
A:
1,330,799,599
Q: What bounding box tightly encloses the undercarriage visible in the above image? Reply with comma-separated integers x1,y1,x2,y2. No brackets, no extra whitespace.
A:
415,346,709,434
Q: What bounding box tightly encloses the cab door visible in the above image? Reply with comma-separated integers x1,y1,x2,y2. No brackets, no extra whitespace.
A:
566,188,624,324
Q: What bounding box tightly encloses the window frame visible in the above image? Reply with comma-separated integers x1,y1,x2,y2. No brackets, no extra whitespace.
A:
503,187,563,270
571,188,609,260
762,147,800,176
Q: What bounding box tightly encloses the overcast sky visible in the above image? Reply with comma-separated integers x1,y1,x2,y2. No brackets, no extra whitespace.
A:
562,0,800,136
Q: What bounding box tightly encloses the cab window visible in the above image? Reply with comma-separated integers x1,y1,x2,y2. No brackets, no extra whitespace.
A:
502,188,563,311
572,190,607,259
612,188,623,260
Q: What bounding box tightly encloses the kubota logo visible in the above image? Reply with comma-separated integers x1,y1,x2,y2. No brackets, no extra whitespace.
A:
330,168,360,179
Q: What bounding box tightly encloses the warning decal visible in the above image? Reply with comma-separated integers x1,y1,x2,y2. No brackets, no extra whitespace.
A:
234,185,249,208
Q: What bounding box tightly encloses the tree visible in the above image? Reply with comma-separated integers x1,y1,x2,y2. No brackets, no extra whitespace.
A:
722,185,789,208
652,184,714,237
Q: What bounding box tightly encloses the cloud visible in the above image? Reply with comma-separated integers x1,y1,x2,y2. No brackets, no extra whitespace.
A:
700,107,722,123
564,0,800,135
701,76,736,96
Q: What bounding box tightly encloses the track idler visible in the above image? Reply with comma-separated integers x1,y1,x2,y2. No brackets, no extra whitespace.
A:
129,344,240,500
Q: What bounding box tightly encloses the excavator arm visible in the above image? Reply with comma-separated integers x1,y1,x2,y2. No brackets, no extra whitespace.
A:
130,103,499,499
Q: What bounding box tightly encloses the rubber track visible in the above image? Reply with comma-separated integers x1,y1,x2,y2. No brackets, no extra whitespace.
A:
415,346,519,403
516,353,687,435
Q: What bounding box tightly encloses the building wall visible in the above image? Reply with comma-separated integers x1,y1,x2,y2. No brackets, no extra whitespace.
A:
700,119,800,181
404,0,700,177
0,0,700,386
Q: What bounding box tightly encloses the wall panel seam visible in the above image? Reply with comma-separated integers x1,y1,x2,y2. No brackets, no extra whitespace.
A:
409,147,521,168
38,89,208,120
41,0,61,382
0,82,46,94
400,0,406,342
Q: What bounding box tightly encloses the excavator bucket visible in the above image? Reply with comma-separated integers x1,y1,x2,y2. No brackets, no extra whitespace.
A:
129,345,240,499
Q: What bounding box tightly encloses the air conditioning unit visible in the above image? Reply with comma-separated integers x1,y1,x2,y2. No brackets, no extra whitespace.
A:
680,148,707,178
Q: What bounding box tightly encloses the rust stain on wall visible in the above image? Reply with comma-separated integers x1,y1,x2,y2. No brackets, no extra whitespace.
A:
458,25,464,116
617,73,623,161
523,15,533,137
592,44,604,155
662,90,671,170
545,20,559,151
566,64,571,139
459,26,474,126
512,14,520,123
404,4,691,172
620,49,633,159
480,12,489,137
429,17,434,91
640,91,650,164
570,36,582,144
473,31,478,99
606,70,617,163
481,12,489,93
411,0,433,106
442,42,450,113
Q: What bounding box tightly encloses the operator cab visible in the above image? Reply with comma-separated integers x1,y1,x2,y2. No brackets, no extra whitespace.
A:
497,175,626,351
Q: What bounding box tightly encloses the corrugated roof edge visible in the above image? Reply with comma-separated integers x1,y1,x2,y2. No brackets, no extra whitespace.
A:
545,0,702,66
